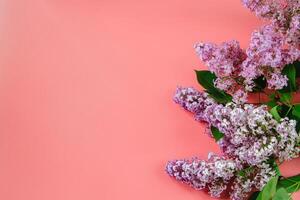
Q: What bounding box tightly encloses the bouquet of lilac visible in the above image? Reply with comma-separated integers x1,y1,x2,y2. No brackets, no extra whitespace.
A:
166,0,300,199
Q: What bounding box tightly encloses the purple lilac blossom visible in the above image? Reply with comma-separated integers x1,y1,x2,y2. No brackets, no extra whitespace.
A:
230,162,276,200
194,41,246,92
166,154,239,198
173,87,300,165
166,154,277,200
173,87,216,120
242,0,300,47
240,25,300,90
205,103,300,165
241,0,283,18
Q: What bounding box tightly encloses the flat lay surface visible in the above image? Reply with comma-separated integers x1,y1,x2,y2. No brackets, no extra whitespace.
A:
0,0,299,199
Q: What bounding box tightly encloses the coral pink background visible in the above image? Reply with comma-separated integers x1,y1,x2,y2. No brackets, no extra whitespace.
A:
0,0,299,200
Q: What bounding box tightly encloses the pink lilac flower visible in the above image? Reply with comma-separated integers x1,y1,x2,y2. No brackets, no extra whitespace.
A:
267,73,288,89
242,0,300,47
194,40,246,78
214,78,236,92
286,15,300,47
241,0,283,18
241,25,300,90
232,89,248,104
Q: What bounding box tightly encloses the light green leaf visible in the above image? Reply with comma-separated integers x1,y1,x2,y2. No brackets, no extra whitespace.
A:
279,92,292,105
270,106,281,121
257,176,278,200
273,188,290,200
278,174,300,193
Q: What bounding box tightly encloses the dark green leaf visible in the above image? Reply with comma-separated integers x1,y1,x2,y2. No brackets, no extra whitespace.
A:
270,106,281,121
278,174,300,193
210,126,224,141
273,188,290,200
294,61,300,78
253,76,267,92
195,70,232,103
279,92,292,105
195,70,217,90
292,104,300,119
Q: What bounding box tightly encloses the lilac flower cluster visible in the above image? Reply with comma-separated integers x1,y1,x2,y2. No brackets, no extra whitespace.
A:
166,153,239,198
205,103,300,165
166,153,277,200
241,25,300,90
230,162,277,200
174,87,300,165
173,87,215,121
168,1,300,199
242,0,300,47
168,87,300,199
195,41,246,93
194,1,300,95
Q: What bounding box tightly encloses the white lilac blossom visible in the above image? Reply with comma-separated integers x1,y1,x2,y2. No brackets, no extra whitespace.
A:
230,162,277,200
166,154,239,198
205,103,300,165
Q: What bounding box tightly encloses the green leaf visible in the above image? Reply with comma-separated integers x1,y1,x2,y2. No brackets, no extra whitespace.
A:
210,126,224,141
273,188,290,200
206,90,232,104
274,163,281,177
278,174,300,193
253,76,267,92
292,104,300,119
279,92,292,105
195,70,232,103
295,61,300,78
195,70,217,90
265,94,278,108
257,176,278,200
265,158,281,176
280,64,296,92
270,106,281,121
